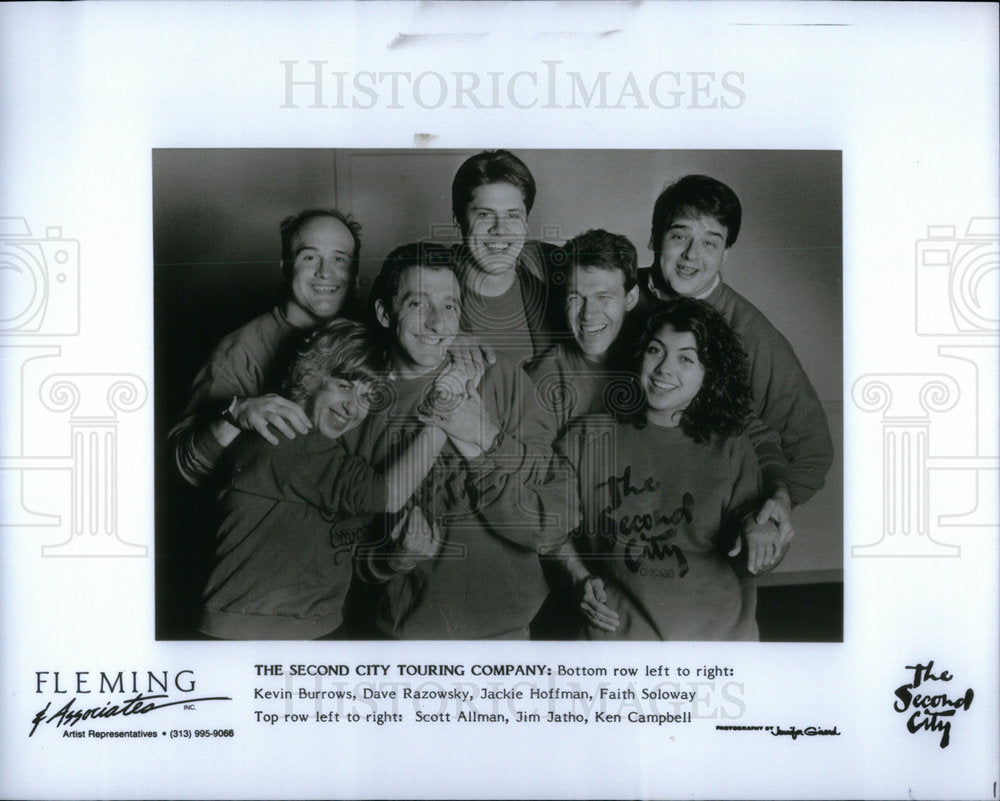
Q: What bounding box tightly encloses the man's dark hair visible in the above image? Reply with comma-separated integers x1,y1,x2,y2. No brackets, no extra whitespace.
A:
648,175,742,262
369,241,459,323
279,208,362,281
451,150,537,231
561,229,638,293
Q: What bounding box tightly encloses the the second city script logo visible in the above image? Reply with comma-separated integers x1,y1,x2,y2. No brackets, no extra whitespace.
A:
893,660,973,748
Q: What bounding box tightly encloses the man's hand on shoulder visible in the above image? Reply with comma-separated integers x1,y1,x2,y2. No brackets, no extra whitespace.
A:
221,394,312,446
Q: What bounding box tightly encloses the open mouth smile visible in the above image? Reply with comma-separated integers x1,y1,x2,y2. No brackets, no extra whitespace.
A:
327,410,352,427
647,377,679,394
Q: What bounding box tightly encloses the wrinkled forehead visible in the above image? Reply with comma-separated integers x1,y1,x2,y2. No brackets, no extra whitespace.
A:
394,264,462,303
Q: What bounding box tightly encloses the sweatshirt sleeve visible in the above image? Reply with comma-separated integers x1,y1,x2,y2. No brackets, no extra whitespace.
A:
169,417,229,487
737,301,833,506
483,358,559,480
720,434,765,550
460,361,578,552
168,336,269,487
743,415,789,495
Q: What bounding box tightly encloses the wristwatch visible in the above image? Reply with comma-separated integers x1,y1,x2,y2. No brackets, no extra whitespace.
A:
484,429,504,455
220,395,240,427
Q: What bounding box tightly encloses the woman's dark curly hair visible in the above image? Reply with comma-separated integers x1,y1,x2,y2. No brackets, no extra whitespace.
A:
632,297,752,443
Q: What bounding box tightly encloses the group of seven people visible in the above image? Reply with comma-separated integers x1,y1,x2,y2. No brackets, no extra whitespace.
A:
168,150,833,641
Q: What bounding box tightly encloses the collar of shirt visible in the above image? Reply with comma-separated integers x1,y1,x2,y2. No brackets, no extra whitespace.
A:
645,270,721,301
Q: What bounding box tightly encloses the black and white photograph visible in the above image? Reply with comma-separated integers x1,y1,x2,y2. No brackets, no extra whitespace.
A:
1,3,996,800
154,148,843,644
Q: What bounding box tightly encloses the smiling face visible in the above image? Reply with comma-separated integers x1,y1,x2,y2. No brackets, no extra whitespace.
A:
375,265,462,378
657,213,728,298
311,376,371,440
640,323,705,428
461,182,528,276
565,266,639,362
286,215,356,327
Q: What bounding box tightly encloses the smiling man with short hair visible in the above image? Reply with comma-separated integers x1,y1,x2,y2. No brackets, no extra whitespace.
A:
527,228,643,435
637,173,833,540
349,242,575,640
170,208,363,486
450,150,563,368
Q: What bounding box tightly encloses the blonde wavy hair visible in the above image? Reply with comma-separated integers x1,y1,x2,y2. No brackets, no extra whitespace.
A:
286,319,386,416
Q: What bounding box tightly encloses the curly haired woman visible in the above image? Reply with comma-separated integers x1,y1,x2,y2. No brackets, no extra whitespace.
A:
558,298,783,640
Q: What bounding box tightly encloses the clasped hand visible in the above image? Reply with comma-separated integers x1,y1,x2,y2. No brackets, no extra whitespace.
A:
417,355,498,453
729,517,790,575
387,506,440,573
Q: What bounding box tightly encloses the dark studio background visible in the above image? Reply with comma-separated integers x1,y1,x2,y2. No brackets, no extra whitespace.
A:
153,149,843,641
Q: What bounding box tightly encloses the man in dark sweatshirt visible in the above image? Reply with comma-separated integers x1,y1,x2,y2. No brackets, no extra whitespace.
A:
349,242,577,640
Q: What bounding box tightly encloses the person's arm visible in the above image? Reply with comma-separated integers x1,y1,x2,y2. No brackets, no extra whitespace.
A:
273,426,446,516
168,322,314,487
745,318,833,506
743,415,794,545
445,332,496,396
724,435,791,576
170,395,312,486
169,415,232,487
546,539,621,633
547,420,623,631
419,364,572,554
419,388,500,460
468,359,560,485
382,427,447,513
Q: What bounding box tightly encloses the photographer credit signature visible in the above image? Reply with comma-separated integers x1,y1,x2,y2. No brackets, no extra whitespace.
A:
770,725,841,739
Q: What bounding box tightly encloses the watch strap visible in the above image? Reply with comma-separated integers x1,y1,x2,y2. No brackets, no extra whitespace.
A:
220,395,239,427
